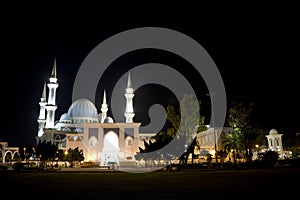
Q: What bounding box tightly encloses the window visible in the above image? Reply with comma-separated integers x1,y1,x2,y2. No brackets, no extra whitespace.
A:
89,136,97,147
62,127,71,132
75,128,83,132
125,137,133,147
55,135,61,141
128,139,132,146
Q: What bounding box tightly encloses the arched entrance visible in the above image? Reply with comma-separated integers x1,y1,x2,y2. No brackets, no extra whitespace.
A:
1,148,19,163
101,131,120,166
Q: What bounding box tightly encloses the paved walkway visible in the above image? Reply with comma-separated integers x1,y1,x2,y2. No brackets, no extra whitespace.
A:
59,167,157,173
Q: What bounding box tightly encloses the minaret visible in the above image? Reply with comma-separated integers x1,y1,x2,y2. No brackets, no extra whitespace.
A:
124,71,135,123
100,90,108,123
45,58,59,129
37,83,47,137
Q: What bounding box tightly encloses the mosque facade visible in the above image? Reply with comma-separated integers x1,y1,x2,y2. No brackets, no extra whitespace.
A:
36,60,154,166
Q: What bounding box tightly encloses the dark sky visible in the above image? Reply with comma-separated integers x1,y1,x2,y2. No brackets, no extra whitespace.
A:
1,22,299,147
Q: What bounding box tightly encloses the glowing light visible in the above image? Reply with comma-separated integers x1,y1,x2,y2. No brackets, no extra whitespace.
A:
49,77,57,83
87,154,97,161
103,131,119,151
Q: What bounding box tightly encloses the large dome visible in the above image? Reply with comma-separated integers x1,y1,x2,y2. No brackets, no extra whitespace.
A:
68,98,98,122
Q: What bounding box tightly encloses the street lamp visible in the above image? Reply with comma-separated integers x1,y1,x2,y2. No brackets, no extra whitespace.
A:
253,144,259,160
64,151,68,167
23,147,26,162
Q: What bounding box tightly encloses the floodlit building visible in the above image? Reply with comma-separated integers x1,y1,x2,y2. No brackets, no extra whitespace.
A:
36,59,155,166
265,128,291,159
195,126,233,160
266,129,283,155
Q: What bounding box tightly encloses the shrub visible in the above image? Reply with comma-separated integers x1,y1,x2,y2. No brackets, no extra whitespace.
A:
0,164,9,171
12,162,23,171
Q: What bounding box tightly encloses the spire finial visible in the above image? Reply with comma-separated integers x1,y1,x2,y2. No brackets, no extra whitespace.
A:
101,89,108,123
127,71,132,88
51,58,57,78
103,90,107,104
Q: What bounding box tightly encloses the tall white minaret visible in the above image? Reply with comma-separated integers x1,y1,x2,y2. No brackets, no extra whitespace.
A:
45,58,59,129
124,71,135,123
100,90,108,123
37,83,47,137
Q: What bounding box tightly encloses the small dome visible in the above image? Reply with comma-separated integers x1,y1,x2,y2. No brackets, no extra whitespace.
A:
269,129,278,135
103,116,114,123
68,98,98,122
59,113,71,122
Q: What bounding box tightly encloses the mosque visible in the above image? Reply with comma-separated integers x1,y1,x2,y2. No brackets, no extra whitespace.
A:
36,59,155,166
1,59,293,165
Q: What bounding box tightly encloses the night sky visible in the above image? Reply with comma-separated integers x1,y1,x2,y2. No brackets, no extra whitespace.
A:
1,22,299,147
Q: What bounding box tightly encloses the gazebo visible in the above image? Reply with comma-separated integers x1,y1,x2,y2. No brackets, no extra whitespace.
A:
265,129,284,159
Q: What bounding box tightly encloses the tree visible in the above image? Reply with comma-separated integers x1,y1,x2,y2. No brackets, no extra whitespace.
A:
18,143,34,162
206,153,213,167
56,149,66,161
0,140,3,162
216,149,228,165
253,128,268,146
227,102,254,162
135,137,174,168
261,150,279,166
187,137,198,165
263,150,279,161
66,147,84,167
283,132,300,152
222,131,241,164
167,94,206,166
135,93,206,168
35,141,58,169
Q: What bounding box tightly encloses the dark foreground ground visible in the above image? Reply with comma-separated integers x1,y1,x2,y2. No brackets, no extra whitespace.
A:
2,165,300,200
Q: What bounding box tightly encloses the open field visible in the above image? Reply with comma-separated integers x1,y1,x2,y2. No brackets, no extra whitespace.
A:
2,166,300,199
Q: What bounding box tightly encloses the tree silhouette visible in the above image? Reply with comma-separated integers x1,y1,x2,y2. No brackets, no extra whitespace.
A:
227,102,254,162
66,147,84,167
35,141,58,168
135,93,206,168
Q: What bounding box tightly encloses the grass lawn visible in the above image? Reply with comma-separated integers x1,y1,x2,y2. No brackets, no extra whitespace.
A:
2,166,300,199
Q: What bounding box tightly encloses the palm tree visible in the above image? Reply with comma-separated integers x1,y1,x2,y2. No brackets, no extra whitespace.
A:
222,131,242,164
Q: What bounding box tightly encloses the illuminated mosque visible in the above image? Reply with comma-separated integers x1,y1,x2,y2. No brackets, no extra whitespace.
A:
1,60,291,165
36,60,154,166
